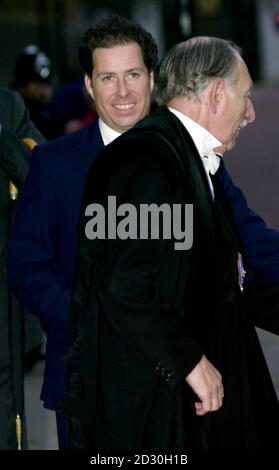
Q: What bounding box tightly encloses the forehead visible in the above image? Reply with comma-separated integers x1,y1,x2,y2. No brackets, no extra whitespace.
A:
236,57,253,91
92,42,145,73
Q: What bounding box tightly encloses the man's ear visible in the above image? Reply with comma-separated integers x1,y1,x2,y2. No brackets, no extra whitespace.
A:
84,74,94,101
207,78,225,114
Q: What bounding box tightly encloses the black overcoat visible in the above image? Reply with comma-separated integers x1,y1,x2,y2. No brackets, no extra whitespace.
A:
0,88,44,447
0,88,44,365
66,107,279,450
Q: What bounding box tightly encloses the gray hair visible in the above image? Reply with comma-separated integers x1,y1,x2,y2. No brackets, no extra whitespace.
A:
154,36,241,106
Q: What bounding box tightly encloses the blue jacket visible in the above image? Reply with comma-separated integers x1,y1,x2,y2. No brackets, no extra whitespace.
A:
8,119,103,409
219,165,279,283
7,120,279,410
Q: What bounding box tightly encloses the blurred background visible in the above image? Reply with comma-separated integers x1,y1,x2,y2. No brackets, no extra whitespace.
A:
1,0,279,87
1,0,279,449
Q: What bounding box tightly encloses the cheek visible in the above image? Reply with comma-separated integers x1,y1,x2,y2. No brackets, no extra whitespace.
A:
238,100,247,118
228,108,242,131
94,89,110,107
222,120,238,143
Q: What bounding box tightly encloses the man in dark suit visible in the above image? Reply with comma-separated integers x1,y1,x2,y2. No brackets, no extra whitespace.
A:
66,37,279,449
7,16,157,448
0,87,43,449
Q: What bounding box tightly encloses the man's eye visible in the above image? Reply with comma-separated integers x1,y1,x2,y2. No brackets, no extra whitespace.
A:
129,72,140,79
102,75,113,81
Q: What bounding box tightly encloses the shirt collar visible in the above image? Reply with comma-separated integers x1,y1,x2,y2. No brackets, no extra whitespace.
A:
168,107,222,157
168,107,223,199
98,118,121,146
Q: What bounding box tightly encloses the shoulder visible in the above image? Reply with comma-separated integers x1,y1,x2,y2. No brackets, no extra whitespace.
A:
108,107,182,155
0,88,44,143
34,121,98,159
0,87,17,104
84,109,182,203
101,107,182,172
0,87,27,112
0,88,23,122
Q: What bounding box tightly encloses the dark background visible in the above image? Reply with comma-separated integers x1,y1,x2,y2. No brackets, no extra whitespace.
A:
1,0,279,228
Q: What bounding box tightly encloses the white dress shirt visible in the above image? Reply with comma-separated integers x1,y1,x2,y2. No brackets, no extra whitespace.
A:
99,118,121,146
168,107,222,198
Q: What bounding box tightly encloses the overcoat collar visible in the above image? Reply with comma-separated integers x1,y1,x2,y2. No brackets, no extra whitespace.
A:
130,106,217,240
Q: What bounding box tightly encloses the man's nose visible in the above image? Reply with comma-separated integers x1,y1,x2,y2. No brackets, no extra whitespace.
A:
246,98,256,123
117,78,129,97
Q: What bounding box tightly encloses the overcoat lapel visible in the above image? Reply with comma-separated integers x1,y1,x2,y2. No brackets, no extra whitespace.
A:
75,119,104,178
156,108,217,244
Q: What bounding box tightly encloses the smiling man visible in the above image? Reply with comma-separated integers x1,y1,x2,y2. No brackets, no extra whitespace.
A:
6,15,157,448
84,42,154,133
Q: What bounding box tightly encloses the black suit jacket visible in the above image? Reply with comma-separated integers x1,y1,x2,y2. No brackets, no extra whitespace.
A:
0,87,43,366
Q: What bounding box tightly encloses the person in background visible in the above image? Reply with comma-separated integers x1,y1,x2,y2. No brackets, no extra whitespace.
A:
12,45,61,140
0,87,43,449
47,76,97,135
65,36,279,450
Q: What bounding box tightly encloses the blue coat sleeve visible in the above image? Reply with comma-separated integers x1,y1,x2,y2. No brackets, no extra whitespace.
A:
219,165,279,283
7,144,71,336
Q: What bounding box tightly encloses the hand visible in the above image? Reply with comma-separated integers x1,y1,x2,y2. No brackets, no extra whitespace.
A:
185,355,224,416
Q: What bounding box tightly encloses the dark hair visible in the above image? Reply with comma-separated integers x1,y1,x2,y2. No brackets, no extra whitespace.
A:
79,15,158,75
155,36,241,106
